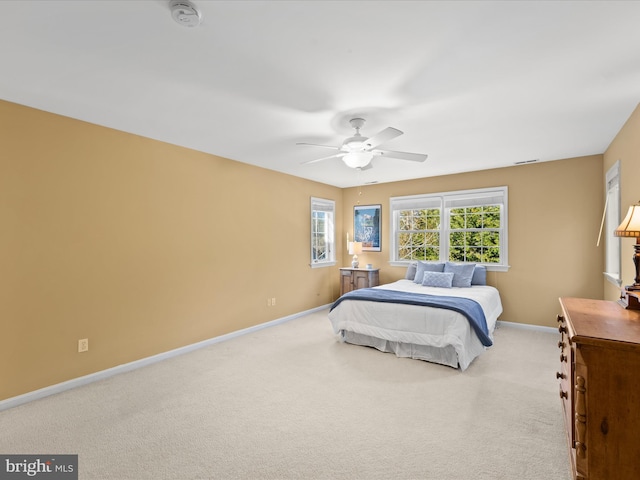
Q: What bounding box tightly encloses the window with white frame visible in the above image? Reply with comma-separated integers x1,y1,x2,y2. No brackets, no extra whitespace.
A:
310,197,336,267
604,161,621,285
390,187,508,270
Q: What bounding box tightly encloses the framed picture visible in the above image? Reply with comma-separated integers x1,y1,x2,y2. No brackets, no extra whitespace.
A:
354,204,381,252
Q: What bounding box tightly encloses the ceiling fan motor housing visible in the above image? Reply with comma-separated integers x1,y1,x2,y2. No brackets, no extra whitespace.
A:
342,118,368,151
342,135,366,151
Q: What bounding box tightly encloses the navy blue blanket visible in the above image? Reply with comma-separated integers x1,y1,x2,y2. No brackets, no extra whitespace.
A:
330,288,492,347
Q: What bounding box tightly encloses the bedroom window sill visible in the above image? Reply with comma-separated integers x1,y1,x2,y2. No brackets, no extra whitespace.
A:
310,261,337,269
604,272,622,287
389,261,510,272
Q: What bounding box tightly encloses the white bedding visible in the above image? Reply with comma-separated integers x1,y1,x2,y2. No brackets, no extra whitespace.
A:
328,279,503,370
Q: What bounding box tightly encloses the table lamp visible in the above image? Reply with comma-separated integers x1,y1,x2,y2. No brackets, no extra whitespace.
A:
348,241,363,268
614,203,640,308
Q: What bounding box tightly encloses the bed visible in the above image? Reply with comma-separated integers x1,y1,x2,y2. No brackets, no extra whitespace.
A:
327,261,503,370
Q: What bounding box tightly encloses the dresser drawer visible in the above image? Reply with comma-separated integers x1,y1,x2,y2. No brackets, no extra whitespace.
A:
556,314,574,451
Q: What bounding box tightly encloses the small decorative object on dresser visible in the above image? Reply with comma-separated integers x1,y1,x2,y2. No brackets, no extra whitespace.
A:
557,297,640,480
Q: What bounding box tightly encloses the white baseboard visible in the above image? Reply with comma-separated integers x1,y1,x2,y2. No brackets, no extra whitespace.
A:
0,304,331,412
496,320,557,334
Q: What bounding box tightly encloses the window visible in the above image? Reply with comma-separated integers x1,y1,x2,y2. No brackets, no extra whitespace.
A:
310,197,336,267
604,161,621,285
391,187,508,270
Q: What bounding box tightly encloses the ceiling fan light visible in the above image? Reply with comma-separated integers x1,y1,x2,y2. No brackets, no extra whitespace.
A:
343,151,373,168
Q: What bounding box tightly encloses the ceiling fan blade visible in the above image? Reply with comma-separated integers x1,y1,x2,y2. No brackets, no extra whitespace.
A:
373,149,428,162
363,127,403,150
301,152,346,165
296,142,339,151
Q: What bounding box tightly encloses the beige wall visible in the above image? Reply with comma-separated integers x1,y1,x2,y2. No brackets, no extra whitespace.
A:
0,100,342,401
603,103,640,301
341,155,604,327
1,97,619,402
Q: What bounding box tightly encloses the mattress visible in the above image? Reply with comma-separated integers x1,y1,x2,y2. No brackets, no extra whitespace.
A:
328,279,503,370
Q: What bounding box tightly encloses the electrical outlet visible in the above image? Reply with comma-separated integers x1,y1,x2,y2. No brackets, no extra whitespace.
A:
271,297,276,306
78,338,89,353
267,298,272,307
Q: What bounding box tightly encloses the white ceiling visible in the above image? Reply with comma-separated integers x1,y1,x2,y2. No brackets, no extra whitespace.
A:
2,1,640,188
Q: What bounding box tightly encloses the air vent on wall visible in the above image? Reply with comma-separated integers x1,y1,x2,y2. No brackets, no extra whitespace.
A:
170,0,202,27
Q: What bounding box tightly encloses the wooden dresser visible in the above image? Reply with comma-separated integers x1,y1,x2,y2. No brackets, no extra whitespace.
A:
557,297,640,480
339,268,379,295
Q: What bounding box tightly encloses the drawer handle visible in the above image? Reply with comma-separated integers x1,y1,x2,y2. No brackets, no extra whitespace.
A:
557,314,564,323
558,325,567,334
558,341,565,349
575,441,586,458
559,389,568,399
560,354,567,363
556,371,565,380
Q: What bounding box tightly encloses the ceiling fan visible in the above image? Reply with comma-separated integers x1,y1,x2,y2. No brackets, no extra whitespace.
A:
297,118,428,169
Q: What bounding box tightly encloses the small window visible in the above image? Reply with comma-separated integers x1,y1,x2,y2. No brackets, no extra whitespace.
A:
310,197,336,268
604,161,621,285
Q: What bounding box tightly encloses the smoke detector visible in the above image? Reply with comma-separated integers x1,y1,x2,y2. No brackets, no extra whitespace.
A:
170,0,202,27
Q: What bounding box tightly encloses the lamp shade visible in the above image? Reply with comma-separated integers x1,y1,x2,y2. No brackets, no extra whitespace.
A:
615,205,640,237
348,241,363,255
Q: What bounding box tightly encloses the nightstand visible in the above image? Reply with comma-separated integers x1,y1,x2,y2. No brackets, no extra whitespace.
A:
339,268,379,295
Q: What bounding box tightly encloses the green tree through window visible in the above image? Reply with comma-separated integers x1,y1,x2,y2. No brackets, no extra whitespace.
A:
397,209,440,261
449,205,501,263
390,187,508,268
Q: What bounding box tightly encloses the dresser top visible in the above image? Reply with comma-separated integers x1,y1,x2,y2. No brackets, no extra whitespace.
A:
560,297,640,348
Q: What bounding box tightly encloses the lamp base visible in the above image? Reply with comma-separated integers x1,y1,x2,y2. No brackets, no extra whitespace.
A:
618,288,640,310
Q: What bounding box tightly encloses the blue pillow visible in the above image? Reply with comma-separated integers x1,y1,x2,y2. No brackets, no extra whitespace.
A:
421,271,454,288
413,261,445,284
405,263,417,281
444,262,476,288
471,265,487,286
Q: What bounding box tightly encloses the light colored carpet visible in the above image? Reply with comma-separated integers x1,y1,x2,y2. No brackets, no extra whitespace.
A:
0,310,572,480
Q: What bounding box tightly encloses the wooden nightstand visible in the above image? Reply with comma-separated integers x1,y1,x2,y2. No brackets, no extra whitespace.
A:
339,268,379,295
